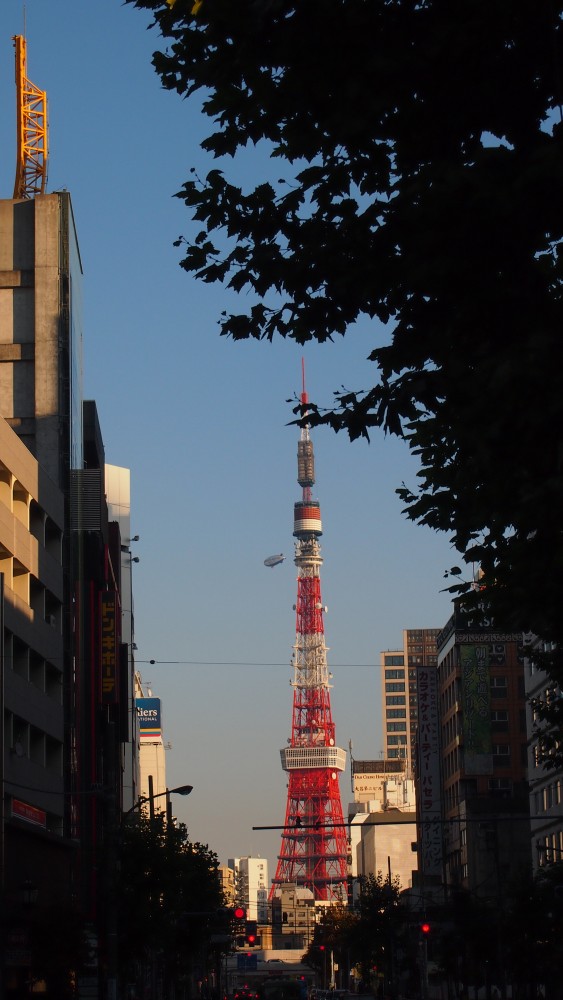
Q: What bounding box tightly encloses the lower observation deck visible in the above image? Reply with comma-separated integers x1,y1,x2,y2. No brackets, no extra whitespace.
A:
280,745,346,771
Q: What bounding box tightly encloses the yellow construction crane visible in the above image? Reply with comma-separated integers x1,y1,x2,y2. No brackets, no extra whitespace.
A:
13,34,47,200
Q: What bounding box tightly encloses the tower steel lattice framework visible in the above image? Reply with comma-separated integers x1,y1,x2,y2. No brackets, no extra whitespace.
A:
270,368,348,902
13,34,48,200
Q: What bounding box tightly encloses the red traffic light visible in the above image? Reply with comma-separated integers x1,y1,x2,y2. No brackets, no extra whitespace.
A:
421,922,431,935
245,919,258,945
233,906,246,921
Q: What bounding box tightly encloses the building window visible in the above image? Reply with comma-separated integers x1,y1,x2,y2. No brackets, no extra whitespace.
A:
387,722,407,732
488,778,512,795
492,745,510,765
491,710,509,731
385,669,405,678
386,709,407,719
385,682,406,692
385,656,404,666
386,696,406,706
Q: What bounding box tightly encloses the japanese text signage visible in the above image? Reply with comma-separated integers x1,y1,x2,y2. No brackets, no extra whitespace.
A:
101,592,118,703
416,664,443,877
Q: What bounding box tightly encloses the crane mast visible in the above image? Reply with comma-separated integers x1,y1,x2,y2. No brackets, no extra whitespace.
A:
13,35,48,200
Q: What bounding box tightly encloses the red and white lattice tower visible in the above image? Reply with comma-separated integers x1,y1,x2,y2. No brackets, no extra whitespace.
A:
270,365,348,902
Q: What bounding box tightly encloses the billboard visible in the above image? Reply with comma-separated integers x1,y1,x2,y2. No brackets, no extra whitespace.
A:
416,664,443,878
101,592,118,703
136,697,163,742
461,644,493,775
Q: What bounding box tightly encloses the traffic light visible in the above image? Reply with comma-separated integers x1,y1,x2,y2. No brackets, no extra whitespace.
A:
245,920,258,946
232,906,247,946
420,921,431,936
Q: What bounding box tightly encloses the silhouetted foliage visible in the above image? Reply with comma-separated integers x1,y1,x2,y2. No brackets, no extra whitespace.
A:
302,873,404,987
126,0,563,747
117,812,223,989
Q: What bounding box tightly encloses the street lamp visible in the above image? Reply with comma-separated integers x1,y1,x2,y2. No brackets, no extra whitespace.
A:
122,784,193,819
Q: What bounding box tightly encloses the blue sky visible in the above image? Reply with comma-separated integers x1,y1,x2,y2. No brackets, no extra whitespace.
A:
0,0,457,875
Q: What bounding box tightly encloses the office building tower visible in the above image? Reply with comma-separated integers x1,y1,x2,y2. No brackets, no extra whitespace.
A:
228,856,269,923
135,674,168,809
435,606,530,897
380,628,440,775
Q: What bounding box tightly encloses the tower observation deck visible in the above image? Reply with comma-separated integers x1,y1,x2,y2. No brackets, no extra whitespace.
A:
270,366,348,902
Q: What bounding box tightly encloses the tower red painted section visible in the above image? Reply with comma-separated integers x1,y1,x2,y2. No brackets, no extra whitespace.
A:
270,366,348,901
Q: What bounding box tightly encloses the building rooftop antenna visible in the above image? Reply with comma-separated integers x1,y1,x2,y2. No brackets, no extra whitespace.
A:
13,33,48,199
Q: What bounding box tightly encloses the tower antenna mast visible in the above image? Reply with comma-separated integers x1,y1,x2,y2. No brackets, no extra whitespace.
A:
270,363,348,902
13,34,48,200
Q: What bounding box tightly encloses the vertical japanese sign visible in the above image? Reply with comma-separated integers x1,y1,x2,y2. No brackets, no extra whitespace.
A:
416,664,443,878
101,592,118,703
461,645,492,775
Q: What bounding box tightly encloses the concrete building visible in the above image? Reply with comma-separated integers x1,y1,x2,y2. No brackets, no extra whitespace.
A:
436,606,530,898
219,864,236,905
0,191,137,997
0,191,85,994
524,635,563,870
135,673,168,808
0,411,66,892
348,758,417,894
380,628,440,775
228,855,269,923
270,882,317,950
0,193,84,481
106,464,140,814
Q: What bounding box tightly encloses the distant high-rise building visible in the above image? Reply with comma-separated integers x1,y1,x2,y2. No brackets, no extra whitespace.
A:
380,629,440,774
135,673,168,809
228,856,269,923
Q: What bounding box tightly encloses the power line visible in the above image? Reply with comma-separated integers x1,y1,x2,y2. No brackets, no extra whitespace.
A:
136,658,375,667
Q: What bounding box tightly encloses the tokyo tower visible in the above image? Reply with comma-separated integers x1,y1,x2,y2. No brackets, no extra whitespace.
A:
270,365,348,902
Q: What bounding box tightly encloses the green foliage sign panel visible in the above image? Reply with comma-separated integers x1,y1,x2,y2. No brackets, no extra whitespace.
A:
461,645,493,775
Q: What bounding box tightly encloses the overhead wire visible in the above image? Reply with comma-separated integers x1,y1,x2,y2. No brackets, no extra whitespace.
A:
136,658,375,667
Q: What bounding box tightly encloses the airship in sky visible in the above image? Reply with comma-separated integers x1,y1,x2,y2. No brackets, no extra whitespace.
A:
264,553,285,568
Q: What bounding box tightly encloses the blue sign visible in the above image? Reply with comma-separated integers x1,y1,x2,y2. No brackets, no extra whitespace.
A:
136,697,162,736
237,955,258,971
